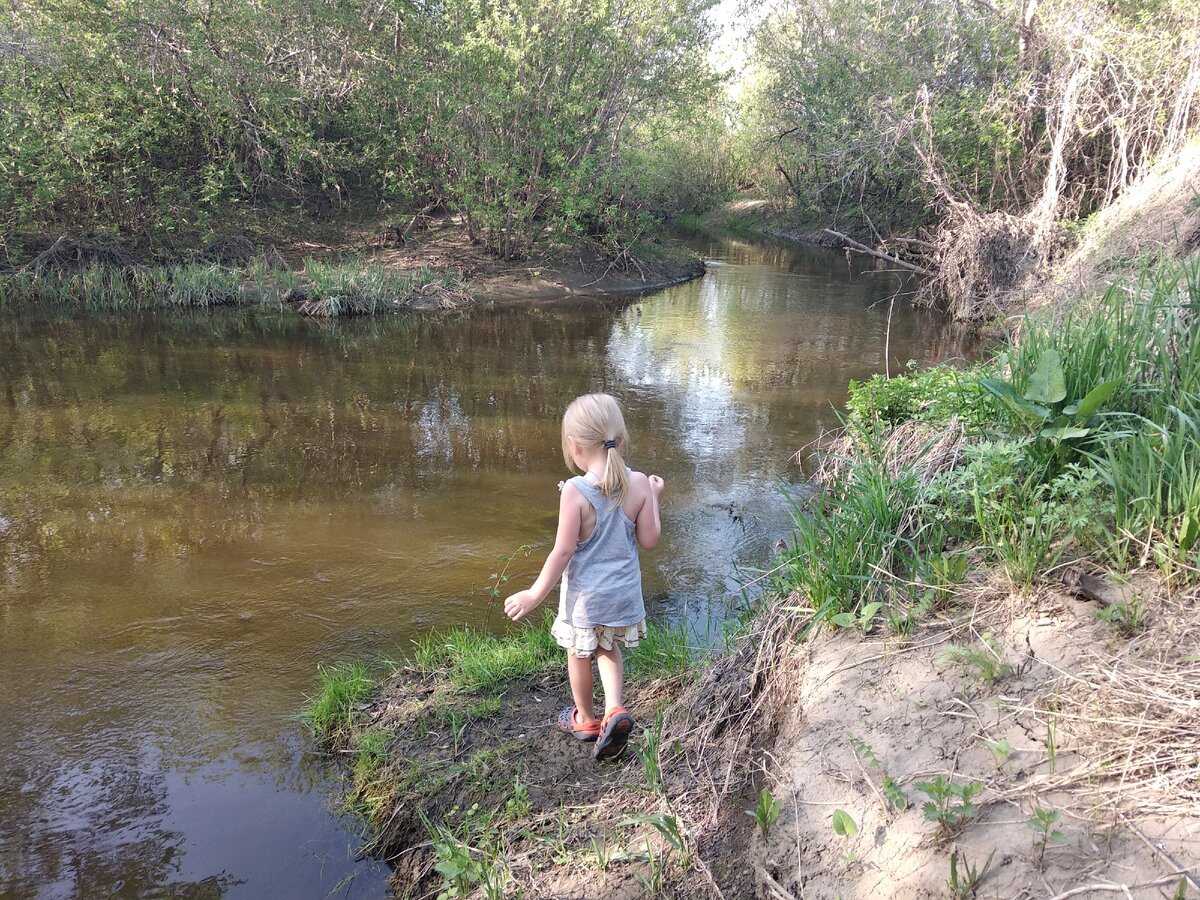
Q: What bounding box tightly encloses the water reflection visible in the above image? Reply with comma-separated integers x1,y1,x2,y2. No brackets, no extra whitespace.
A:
0,231,971,898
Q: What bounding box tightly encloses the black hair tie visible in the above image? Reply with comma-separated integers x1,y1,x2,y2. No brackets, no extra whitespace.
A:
603,439,617,450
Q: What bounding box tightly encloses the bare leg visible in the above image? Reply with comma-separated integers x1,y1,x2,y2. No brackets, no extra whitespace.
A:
594,644,624,715
566,653,597,723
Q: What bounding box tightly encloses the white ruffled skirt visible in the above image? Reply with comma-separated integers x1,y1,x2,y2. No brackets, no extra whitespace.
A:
551,617,648,659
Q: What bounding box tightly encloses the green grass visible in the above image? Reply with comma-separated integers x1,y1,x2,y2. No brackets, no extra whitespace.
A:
627,623,693,679
412,617,562,692
778,253,1200,632
300,259,460,316
0,256,461,315
300,661,377,743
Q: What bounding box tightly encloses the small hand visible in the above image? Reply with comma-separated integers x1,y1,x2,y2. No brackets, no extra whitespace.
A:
648,474,665,499
504,589,541,622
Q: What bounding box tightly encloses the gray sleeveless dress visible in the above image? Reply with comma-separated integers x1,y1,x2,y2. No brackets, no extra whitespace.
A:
551,474,648,658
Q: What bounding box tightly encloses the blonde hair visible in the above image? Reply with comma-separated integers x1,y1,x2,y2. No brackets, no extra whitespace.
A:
561,393,631,504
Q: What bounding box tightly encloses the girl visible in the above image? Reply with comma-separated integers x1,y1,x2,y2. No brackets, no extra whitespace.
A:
504,393,664,761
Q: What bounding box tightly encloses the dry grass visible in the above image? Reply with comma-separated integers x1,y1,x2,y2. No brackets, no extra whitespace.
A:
1002,586,1200,819
810,416,968,486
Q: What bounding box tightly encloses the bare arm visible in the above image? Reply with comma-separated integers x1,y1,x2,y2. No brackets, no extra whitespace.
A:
504,483,582,621
635,474,664,550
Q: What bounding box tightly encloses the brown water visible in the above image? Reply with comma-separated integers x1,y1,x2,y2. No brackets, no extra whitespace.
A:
0,231,971,898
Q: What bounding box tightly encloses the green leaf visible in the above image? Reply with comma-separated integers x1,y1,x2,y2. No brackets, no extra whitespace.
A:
1040,426,1090,441
980,378,1051,423
831,809,857,837
1074,378,1122,420
1024,350,1067,404
830,612,857,627
859,601,883,623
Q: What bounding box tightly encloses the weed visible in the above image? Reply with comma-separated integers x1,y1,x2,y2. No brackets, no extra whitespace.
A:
848,734,907,811
831,808,857,838
300,661,376,742
940,634,1012,687
1094,595,1147,636
425,803,507,900
621,812,691,870
477,543,534,630
1046,712,1059,774
1027,806,1067,861
914,776,985,835
948,848,995,898
634,712,666,795
747,787,783,838
985,738,1013,768
830,600,883,633
504,775,532,821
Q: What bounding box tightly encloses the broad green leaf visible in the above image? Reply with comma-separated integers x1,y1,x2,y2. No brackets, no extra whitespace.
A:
981,378,1052,423
832,809,857,837
1074,378,1123,420
830,612,857,628
1040,426,1090,441
859,601,883,622
1024,350,1067,404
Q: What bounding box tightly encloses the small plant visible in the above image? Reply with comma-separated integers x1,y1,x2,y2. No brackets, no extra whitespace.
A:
1094,595,1146,636
848,734,907,811
882,777,908,811
1027,806,1067,861
504,775,531,821
747,787,783,838
940,634,1013,687
914,776,985,835
1046,712,1059,773
621,812,691,870
985,738,1013,768
948,848,996,898
831,808,857,838
478,543,534,629
634,712,666,795
830,600,883,632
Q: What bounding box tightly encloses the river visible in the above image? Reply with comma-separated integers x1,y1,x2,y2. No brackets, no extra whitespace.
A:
0,231,970,897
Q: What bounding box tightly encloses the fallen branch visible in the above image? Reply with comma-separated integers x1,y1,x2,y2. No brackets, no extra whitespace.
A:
822,228,935,276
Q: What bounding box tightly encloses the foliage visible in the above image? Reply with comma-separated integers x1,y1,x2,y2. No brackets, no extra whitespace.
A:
747,787,783,838
914,776,985,834
411,617,562,692
940,634,1013,686
300,661,377,743
831,808,857,838
0,0,727,255
1027,806,1067,860
948,848,995,898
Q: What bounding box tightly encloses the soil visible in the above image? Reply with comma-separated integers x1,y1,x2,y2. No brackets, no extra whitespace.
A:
746,574,1199,899
345,566,1199,900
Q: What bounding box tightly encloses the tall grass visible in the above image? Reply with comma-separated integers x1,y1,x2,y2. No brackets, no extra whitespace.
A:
301,259,459,316
412,617,562,692
300,661,377,743
0,256,461,314
779,254,1200,628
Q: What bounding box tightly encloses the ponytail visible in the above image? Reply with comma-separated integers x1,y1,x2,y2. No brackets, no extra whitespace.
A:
599,442,629,505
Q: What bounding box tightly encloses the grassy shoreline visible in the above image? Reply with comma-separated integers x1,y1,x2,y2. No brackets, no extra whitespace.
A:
0,256,468,317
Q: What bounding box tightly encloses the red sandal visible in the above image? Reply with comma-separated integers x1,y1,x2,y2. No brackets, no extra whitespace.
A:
556,706,601,742
593,707,635,761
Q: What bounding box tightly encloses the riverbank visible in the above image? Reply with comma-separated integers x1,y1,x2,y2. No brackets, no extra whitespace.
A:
0,214,705,316
305,253,1199,897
